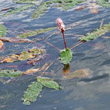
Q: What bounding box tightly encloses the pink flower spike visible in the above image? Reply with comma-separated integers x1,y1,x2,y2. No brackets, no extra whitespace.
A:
56,17,67,49
56,18,65,32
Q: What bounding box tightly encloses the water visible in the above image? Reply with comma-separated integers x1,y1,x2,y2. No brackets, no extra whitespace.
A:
0,0,110,110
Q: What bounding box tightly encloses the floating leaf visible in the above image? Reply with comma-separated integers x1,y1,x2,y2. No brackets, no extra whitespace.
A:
96,0,110,7
60,48,72,64
32,2,50,19
52,0,86,10
0,48,45,63
0,40,3,49
0,37,33,43
2,4,34,16
37,76,61,90
80,23,110,42
18,27,56,38
22,81,43,105
0,69,23,77
0,24,6,37
63,69,89,79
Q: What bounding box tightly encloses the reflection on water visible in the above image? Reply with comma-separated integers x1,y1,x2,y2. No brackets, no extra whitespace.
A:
0,0,110,110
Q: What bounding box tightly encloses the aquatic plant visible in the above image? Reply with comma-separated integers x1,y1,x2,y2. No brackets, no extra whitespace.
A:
0,69,23,77
22,77,61,105
0,24,7,37
0,48,45,63
56,18,72,64
37,76,61,90
80,23,110,42
18,27,56,38
52,0,86,10
2,4,34,16
14,0,38,4
60,48,73,64
96,0,110,7
32,0,86,19
32,2,50,19
22,81,43,105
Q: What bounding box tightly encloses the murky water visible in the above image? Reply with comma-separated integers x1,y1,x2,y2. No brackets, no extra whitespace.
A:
0,0,110,110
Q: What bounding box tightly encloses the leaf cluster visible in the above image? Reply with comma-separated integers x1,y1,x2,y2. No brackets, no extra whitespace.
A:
22,77,61,105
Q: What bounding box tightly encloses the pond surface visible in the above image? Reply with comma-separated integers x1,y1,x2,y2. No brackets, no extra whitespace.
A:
0,0,110,110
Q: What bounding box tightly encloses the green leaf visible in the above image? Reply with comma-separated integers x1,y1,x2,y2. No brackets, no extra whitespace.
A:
2,4,34,16
96,0,110,7
60,48,72,64
37,77,61,90
0,24,6,37
22,81,43,105
32,2,50,19
80,23,110,42
18,27,56,38
52,0,86,10
0,69,23,77
0,48,45,63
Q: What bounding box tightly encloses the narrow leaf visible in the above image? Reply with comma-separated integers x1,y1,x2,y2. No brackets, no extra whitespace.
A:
2,4,34,16
80,23,110,42
0,24,6,37
96,0,110,7
37,76,61,90
32,2,50,19
0,69,23,77
0,48,45,63
0,37,33,43
22,81,43,105
18,27,56,38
